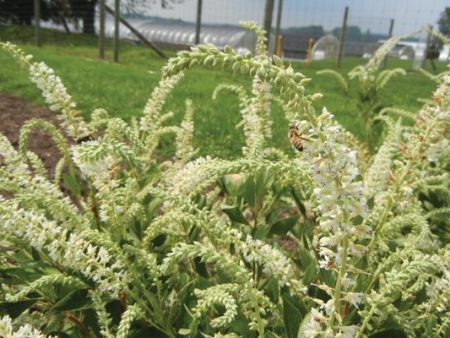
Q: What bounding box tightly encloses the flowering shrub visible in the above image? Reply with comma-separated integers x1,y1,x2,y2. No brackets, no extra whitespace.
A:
317,33,419,151
0,24,449,338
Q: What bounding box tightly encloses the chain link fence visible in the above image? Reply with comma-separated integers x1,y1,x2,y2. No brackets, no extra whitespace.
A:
0,0,449,62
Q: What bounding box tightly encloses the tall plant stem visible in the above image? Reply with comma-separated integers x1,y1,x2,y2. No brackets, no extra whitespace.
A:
327,237,349,331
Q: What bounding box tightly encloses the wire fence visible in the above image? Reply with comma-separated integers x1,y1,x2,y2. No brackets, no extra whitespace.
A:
0,0,449,63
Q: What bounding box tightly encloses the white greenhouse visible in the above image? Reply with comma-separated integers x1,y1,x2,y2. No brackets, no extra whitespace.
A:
104,19,259,53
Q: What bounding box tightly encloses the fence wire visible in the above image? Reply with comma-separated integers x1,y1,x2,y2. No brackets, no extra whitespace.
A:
0,0,448,62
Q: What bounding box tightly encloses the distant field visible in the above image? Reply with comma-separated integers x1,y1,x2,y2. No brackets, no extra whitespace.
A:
0,26,446,158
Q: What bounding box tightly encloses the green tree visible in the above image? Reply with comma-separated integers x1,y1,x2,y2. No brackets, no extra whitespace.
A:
438,7,450,36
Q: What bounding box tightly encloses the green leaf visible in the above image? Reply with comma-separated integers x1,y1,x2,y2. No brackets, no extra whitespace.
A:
319,269,336,288
106,299,123,325
297,246,314,269
81,309,101,337
194,256,208,278
0,299,38,318
229,315,254,337
31,247,41,261
62,173,82,196
303,263,317,285
188,317,200,338
269,215,299,236
282,293,303,338
291,189,306,216
242,177,256,207
254,170,272,208
222,205,249,225
351,215,364,225
254,225,270,240
52,289,90,312
264,277,280,304
367,196,375,210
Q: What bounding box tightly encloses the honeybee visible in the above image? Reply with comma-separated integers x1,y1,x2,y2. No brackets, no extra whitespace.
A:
288,121,309,152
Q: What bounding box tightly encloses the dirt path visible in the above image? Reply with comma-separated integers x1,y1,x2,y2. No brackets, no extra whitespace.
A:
0,92,65,174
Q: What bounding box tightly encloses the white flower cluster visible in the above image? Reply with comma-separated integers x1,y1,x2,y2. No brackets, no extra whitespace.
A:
241,235,302,292
364,122,401,199
251,77,272,139
140,73,183,132
293,109,369,337
194,284,239,328
348,36,403,83
72,144,112,180
304,308,357,338
168,156,214,195
237,78,270,158
175,99,196,163
425,269,450,313
299,109,370,269
0,132,31,179
426,138,449,163
1,42,90,139
347,33,414,91
0,315,49,338
29,62,76,113
0,206,127,297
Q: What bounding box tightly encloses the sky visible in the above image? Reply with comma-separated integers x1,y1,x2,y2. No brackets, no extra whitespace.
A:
137,0,449,35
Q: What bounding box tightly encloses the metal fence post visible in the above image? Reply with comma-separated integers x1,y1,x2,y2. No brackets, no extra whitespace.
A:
274,0,283,55
99,0,106,59
263,0,275,48
422,24,432,68
195,0,203,45
337,6,349,68
34,0,41,46
383,19,395,68
113,0,120,62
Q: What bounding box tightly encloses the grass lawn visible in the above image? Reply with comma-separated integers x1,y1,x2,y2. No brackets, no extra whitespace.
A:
0,26,446,158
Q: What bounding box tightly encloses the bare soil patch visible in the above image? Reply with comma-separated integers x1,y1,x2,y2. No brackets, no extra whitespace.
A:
0,92,64,174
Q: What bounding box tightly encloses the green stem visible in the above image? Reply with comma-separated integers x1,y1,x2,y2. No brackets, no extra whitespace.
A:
355,305,376,338
327,237,349,331
127,289,175,338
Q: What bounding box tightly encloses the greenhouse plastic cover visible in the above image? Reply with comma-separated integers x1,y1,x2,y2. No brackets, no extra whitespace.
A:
104,18,258,53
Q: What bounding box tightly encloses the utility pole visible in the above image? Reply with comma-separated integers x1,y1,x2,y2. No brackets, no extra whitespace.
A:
34,0,41,46
113,0,120,62
337,6,349,68
263,0,275,47
99,0,106,59
195,0,203,45
274,0,283,53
